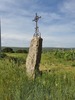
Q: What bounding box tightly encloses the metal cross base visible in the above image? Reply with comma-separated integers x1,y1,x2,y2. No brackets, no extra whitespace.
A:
33,32,41,37
33,13,41,37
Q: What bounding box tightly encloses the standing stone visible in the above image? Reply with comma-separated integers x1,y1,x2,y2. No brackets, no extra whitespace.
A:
26,13,42,79
26,36,43,79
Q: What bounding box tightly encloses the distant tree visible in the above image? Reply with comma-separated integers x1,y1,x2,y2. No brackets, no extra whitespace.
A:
2,47,14,53
16,49,28,53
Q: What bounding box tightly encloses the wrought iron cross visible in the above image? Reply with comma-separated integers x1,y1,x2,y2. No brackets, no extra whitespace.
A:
33,13,41,37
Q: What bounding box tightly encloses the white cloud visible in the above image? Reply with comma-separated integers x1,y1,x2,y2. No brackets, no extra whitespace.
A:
39,12,62,24
0,0,75,47
43,33,75,47
60,0,75,15
1,32,32,47
2,32,31,41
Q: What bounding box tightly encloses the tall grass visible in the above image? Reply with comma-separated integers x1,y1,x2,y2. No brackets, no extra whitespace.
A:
0,51,75,100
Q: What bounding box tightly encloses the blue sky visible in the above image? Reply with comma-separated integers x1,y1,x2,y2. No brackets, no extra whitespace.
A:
0,0,75,47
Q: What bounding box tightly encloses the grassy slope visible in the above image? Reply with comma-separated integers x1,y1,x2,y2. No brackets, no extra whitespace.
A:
0,50,75,100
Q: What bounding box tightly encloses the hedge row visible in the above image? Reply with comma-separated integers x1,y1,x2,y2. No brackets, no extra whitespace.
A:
2,47,28,53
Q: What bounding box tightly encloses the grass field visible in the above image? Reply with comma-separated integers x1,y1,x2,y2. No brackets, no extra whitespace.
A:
0,49,75,100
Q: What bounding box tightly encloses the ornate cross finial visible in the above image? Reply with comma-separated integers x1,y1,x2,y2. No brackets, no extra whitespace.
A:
33,13,41,37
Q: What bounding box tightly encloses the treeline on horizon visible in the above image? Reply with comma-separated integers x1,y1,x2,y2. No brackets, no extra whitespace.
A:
1,47,75,53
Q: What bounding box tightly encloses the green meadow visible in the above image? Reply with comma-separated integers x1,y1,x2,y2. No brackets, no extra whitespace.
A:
0,49,75,100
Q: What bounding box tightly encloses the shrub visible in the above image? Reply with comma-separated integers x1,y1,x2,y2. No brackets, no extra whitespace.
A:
71,63,75,67
2,47,14,53
0,53,7,58
16,49,28,53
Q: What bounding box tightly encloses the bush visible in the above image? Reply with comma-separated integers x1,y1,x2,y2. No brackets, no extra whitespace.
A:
16,49,28,53
2,47,14,53
0,53,7,58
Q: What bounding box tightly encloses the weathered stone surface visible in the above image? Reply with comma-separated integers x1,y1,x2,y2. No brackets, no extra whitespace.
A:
26,36,43,79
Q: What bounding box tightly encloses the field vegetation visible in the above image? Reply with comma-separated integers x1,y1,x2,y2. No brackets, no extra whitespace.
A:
0,48,75,100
